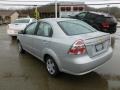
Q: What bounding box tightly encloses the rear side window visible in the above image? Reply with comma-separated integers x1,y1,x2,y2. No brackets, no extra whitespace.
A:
58,20,96,36
37,22,53,37
96,15,116,23
106,17,117,23
14,19,30,23
96,15,105,22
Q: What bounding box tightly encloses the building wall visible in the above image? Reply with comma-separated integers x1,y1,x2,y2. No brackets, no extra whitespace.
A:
1,16,10,24
59,5,86,17
39,2,86,18
10,12,19,23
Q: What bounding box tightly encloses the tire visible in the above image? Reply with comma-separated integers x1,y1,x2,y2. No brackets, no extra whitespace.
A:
18,41,25,54
45,56,59,77
11,36,16,40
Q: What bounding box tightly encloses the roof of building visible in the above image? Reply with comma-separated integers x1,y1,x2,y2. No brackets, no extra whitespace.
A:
0,11,18,16
39,2,85,13
49,1,85,6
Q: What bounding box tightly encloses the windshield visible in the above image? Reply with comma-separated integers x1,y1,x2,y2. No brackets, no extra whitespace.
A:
58,20,97,36
96,15,117,23
14,19,30,23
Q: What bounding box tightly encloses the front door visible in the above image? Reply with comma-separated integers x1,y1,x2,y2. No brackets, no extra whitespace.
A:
20,22,38,53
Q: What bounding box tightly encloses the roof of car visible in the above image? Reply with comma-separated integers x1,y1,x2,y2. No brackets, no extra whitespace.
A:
39,18,78,22
16,18,35,20
82,11,112,17
90,11,111,16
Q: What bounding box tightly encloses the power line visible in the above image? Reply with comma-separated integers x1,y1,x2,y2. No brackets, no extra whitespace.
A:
0,0,55,2
0,3,42,6
0,0,119,6
87,3,120,5
0,2,120,6
0,0,119,5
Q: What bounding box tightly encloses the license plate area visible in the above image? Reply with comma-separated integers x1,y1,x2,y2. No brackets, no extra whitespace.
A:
95,43,104,52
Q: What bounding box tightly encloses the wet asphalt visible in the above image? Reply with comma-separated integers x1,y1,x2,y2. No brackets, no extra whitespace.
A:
0,25,120,90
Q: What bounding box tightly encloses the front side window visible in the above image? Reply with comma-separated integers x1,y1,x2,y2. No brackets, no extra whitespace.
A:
37,22,53,37
58,20,96,36
25,22,37,35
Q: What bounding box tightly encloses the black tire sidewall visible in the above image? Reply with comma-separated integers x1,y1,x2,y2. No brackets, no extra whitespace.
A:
18,41,24,54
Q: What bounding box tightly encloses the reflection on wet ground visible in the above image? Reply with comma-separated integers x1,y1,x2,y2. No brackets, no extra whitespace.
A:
95,32,120,90
0,25,120,90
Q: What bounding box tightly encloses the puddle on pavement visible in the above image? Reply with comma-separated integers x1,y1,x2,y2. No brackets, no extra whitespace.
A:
95,36,120,90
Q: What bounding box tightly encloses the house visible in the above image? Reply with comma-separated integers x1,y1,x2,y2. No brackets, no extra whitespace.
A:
18,13,30,18
0,11,19,24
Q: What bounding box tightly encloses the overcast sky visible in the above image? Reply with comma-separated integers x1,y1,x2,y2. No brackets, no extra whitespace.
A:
0,0,120,9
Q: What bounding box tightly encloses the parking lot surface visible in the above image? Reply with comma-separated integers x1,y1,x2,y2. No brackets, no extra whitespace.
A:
0,25,120,90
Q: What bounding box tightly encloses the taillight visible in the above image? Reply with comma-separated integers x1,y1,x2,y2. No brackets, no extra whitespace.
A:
102,21,109,29
68,39,86,55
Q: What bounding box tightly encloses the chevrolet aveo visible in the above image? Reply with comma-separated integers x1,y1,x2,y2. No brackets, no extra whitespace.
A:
17,18,113,76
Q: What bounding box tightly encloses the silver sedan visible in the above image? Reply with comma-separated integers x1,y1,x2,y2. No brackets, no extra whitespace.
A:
17,18,113,76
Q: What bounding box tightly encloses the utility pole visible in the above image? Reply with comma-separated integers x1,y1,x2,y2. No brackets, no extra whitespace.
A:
55,0,57,18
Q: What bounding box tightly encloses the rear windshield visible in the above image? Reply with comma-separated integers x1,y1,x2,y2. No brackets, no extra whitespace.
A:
96,15,105,22
58,20,96,36
14,19,30,23
106,17,117,23
96,15,116,23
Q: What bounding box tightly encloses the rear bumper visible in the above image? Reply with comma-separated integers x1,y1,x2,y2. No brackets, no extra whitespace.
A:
7,29,19,36
100,27,117,34
61,47,113,75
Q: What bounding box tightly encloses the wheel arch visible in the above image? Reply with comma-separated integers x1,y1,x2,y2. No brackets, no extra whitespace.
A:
43,48,62,71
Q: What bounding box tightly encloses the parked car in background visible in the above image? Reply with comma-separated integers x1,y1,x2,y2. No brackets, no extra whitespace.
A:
69,11,117,34
17,18,112,77
7,18,36,38
0,16,3,25
0,20,3,25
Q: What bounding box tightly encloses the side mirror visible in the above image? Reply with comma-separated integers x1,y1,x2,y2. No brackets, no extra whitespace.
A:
18,30,25,34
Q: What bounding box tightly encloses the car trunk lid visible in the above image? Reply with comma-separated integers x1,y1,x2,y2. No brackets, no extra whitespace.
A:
8,23,28,31
69,32,110,57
